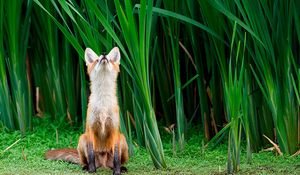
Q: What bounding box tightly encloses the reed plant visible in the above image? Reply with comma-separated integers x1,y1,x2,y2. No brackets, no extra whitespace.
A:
161,0,186,150
0,0,14,130
1,0,33,133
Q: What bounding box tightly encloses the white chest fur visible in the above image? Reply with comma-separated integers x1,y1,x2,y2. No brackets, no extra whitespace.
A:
88,70,119,131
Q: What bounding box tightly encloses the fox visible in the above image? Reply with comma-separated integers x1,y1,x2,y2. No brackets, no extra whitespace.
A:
45,47,128,175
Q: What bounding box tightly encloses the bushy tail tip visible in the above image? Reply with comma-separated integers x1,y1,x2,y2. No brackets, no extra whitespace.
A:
45,148,80,164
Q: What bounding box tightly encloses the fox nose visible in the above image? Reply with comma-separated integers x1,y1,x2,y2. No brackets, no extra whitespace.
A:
100,56,108,63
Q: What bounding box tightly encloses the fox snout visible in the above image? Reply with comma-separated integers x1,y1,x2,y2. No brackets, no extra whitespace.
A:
100,56,108,64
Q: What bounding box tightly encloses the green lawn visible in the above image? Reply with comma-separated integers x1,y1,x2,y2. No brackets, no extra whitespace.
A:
0,118,299,175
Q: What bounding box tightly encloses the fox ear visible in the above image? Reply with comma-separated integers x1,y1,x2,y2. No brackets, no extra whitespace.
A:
85,48,98,65
107,47,120,64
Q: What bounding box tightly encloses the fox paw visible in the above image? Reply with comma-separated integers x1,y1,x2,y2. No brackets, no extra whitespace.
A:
82,165,96,173
113,170,121,175
88,165,96,173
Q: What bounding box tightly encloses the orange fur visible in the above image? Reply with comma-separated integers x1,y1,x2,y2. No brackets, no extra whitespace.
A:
45,148,79,164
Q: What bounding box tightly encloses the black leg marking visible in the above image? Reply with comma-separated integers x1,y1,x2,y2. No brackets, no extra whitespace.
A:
87,143,96,173
113,144,121,175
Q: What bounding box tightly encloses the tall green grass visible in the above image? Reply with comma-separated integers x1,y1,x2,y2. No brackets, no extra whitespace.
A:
210,0,298,155
224,24,246,173
31,0,66,119
161,0,186,151
0,0,14,130
113,0,167,168
1,0,33,133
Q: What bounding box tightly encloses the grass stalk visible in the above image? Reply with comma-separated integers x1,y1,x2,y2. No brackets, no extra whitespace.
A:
0,0,14,130
4,0,33,133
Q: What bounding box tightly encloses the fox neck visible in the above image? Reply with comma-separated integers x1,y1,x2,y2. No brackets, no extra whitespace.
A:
90,71,118,109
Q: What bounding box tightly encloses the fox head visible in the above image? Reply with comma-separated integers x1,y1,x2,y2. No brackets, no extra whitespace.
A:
85,47,121,82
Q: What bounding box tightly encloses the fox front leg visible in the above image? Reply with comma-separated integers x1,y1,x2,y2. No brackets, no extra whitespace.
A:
78,133,96,173
87,142,96,173
113,144,121,175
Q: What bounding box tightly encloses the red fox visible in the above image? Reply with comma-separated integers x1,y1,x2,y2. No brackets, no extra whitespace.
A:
45,47,128,175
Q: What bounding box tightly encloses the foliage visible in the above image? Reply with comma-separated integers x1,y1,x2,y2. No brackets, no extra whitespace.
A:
0,0,299,172
0,0,33,133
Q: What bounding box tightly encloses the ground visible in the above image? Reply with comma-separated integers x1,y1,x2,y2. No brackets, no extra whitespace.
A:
0,118,299,175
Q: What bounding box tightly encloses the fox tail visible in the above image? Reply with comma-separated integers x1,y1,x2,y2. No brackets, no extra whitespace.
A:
45,148,80,164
